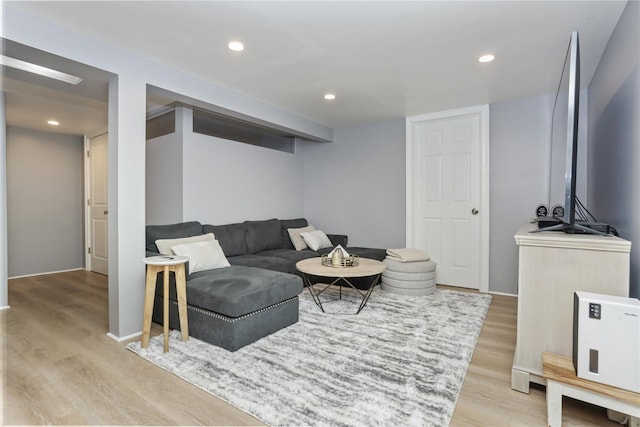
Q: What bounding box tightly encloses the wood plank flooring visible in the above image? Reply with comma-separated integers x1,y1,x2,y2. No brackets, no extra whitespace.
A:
3,271,618,425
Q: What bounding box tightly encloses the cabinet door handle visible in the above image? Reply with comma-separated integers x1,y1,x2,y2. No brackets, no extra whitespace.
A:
472,208,479,215
104,210,109,215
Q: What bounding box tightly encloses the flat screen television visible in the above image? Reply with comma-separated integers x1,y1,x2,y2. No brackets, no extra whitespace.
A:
536,31,607,235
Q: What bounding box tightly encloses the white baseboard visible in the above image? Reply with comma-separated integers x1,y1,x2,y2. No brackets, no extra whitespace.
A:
8,267,84,280
489,290,518,298
0,305,9,310
107,331,141,343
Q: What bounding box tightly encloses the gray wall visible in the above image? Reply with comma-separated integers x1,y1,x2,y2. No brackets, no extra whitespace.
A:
587,0,639,298
145,108,185,226
181,130,305,225
302,119,406,249
489,96,553,294
146,132,183,225
146,106,306,226
6,126,85,277
301,98,593,296
489,91,590,295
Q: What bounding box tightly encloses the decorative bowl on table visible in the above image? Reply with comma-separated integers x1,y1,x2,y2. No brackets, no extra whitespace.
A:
321,254,360,267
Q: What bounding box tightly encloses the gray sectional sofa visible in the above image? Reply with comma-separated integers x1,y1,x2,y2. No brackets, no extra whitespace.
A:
145,218,385,351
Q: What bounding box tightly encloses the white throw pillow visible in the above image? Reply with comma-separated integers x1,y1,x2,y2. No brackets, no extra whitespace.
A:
288,225,316,251
155,233,215,255
171,239,230,274
300,230,333,251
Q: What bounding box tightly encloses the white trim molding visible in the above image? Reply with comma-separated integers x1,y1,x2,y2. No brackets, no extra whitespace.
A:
8,267,84,280
107,331,141,343
1,90,8,308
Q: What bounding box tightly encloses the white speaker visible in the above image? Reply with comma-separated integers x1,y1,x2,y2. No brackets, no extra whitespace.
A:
573,291,640,393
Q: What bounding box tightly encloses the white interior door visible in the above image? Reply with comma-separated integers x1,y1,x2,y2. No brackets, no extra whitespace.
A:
407,106,489,291
87,133,108,275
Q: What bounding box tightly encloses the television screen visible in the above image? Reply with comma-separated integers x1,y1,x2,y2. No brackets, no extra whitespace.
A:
537,31,610,235
547,31,579,227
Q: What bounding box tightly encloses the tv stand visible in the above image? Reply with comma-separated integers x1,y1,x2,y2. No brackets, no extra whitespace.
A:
512,223,630,393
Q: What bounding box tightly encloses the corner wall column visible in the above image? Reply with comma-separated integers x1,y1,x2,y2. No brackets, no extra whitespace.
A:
107,75,146,339
0,91,8,309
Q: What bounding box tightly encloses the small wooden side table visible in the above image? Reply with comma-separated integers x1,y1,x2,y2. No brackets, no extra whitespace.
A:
142,255,189,352
543,352,640,427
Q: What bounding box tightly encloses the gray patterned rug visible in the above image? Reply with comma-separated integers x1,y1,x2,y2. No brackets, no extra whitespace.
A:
126,286,491,427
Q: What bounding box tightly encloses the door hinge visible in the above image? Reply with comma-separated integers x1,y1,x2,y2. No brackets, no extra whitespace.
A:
87,150,90,158
88,247,91,254
87,199,90,206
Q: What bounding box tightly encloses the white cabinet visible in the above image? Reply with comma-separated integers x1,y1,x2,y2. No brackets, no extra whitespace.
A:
511,223,631,393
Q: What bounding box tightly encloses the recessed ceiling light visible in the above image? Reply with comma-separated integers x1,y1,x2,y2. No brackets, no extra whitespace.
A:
228,41,245,52
324,93,336,100
0,55,83,84
47,120,60,126
478,54,495,63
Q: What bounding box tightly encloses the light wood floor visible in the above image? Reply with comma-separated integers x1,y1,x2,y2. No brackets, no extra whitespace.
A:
3,270,618,426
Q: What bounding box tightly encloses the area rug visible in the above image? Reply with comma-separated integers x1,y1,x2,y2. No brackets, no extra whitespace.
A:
126,287,492,427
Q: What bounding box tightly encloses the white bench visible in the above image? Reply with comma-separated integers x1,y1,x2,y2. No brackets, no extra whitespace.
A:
543,352,640,427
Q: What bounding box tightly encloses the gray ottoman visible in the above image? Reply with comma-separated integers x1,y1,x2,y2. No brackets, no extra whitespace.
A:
152,265,303,351
381,257,437,296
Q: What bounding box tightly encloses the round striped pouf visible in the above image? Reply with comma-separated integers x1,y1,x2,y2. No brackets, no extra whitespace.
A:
381,258,437,296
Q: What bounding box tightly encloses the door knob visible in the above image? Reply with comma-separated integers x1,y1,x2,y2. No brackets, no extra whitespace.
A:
471,208,479,215
104,210,109,215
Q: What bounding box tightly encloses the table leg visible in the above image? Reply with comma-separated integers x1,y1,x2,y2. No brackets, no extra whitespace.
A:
340,274,379,314
141,265,160,349
163,265,169,353
546,380,563,427
175,263,189,342
303,274,325,312
356,273,380,314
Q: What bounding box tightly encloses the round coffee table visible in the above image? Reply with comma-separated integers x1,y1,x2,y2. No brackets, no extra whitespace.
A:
296,257,386,314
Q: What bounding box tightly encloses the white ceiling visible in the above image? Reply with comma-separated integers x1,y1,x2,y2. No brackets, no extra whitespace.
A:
2,1,628,135
2,38,113,135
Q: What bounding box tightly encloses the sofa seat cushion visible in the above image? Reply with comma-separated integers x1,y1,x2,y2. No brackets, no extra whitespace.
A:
227,254,290,273
166,266,302,318
258,248,319,272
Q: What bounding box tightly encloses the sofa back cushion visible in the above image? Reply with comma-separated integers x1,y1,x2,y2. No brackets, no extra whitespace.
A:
202,223,247,257
244,219,282,254
280,218,309,249
145,221,203,252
